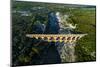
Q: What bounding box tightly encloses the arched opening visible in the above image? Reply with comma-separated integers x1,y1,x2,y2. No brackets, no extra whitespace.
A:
38,37,42,39
56,37,60,40
76,37,80,40
72,37,75,40
50,37,54,40
62,37,66,40
44,37,48,40
67,37,71,40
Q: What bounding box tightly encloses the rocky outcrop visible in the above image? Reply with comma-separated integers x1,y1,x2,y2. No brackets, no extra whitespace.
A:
56,43,76,62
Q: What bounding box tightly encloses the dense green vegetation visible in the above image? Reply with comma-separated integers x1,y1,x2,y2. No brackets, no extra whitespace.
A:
12,1,96,66
65,8,96,61
74,9,96,61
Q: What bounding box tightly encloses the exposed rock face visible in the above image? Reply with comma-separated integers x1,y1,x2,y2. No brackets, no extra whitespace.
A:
56,43,76,62
55,12,76,62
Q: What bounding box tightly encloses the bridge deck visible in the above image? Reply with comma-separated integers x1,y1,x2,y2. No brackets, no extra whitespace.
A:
26,34,87,43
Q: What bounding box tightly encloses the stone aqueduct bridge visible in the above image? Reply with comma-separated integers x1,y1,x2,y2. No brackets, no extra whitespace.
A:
26,34,87,43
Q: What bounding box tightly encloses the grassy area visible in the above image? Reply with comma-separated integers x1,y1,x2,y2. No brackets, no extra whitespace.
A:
72,9,96,61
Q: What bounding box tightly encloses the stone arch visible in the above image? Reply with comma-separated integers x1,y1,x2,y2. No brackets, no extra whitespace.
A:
56,37,60,40
62,37,66,40
50,37,54,40
44,37,48,40
67,37,71,40
76,36,80,40
72,37,75,40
